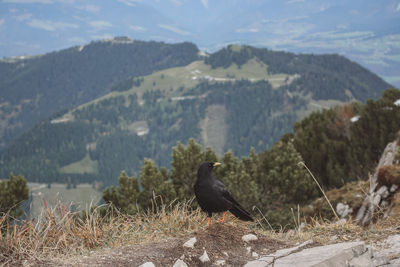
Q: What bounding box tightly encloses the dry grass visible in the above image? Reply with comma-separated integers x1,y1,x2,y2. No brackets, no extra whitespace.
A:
0,198,207,265
1,192,399,265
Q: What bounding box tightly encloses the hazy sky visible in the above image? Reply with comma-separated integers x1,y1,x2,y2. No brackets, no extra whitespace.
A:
1,0,399,86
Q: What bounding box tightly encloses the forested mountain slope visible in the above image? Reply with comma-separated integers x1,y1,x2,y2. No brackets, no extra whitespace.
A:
0,38,199,149
0,43,394,185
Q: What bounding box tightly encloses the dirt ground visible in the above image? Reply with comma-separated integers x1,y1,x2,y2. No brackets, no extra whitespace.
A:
43,223,289,266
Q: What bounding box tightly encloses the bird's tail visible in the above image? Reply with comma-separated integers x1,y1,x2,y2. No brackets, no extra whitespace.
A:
229,205,254,222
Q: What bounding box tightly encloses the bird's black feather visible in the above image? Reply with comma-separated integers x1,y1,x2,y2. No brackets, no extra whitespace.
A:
194,161,254,222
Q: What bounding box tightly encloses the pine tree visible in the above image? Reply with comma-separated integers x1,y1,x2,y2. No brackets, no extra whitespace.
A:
138,159,175,208
103,171,140,214
259,141,318,204
170,138,218,200
0,173,29,218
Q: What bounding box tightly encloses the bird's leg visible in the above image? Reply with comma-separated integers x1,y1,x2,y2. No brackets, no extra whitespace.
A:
201,215,212,225
218,212,227,223
204,212,212,226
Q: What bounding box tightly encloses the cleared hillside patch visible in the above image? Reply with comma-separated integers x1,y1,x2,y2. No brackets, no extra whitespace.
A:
200,104,228,156
71,59,296,112
59,153,99,175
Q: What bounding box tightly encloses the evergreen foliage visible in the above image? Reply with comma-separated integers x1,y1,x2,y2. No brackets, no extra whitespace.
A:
0,40,199,148
0,173,29,218
205,45,391,102
103,138,317,228
102,89,400,227
0,80,304,185
171,139,218,201
292,89,400,189
102,171,140,214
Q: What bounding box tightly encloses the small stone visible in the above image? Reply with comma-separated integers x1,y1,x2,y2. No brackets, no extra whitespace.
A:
377,185,389,199
390,184,398,193
215,259,226,266
246,246,252,254
183,237,197,248
173,259,188,267
336,202,353,219
252,251,259,258
372,194,382,207
242,234,258,242
199,250,210,263
223,251,229,257
139,262,156,267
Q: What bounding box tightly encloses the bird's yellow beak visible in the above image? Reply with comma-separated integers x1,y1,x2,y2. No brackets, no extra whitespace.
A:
213,162,221,167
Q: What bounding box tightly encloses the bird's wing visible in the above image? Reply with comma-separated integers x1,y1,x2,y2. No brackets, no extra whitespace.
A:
214,179,254,221
213,179,244,208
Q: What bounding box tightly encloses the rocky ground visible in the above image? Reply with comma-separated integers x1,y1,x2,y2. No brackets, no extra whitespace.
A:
30,221,399,267
46,223,291,266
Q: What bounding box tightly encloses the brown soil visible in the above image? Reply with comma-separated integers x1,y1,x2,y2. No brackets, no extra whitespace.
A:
46,223,288,266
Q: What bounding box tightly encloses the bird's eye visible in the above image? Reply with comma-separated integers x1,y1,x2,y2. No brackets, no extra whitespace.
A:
209,163,213,167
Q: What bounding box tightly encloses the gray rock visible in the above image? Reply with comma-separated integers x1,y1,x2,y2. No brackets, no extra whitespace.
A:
355,141,398,225
375,234,400,266
172,259,188,267
372,256,389,266
384,234,400,249
242,234,258,242
381,200,389,208
199,250,210,263
244,240,312,267
173,259,188,267
183,237,196,248
215,259,226,266
373,193,382,207
377,185,389,199
348,248,374,267
389,184,398,193
245,241,377,267
139,262,156,267
244,256,274,267
336,202,353,219
272,240,313,258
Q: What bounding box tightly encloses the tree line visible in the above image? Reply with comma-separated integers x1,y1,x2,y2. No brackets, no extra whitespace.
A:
102,88,400,228
0,40,199,150
0,79,304,185
1,89,399,228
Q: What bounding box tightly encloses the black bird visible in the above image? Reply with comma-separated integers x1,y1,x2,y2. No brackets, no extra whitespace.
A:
194,161,254,225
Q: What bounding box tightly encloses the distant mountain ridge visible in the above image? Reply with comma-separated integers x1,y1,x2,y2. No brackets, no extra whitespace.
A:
0,38,199,149
0,40,394,185
1,0,399,88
